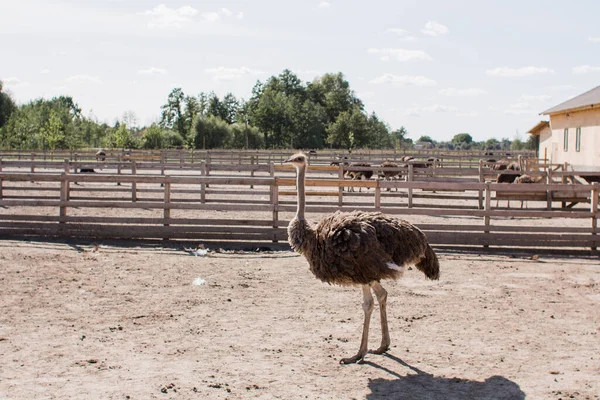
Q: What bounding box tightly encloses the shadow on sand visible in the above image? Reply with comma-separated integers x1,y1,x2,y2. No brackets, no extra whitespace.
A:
365,354,525,400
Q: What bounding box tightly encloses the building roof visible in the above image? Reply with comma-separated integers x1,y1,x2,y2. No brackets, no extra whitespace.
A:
542,85,600,115
527,120,550,136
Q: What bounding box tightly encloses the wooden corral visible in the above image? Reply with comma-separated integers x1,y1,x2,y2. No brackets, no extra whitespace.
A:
0,157,598,250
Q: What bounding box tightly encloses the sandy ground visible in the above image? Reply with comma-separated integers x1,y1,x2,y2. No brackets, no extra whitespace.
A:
0,238,599,400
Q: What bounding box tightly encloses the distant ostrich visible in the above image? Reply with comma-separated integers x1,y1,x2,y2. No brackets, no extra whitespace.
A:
495,157,524,207
514,174,544,208
379,161,401,192
285,153,440,364
95,149,106,162
347,162,373,192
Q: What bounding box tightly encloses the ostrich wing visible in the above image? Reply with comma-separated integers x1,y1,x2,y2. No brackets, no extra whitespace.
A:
309,211,420,285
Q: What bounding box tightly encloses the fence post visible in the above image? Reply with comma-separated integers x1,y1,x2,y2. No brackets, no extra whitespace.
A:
31,153,35,174
408,164,414,208
163,178,171,240
271,181,279,243
200,161,207,204
250,155,254,189
338,164,344,207
63,159,71,201
478,159,484,210
484,182,491,248
375,179,381,209
546,168,552,210
59,172,68,222
591,183,598,251
0,157,3,200
117,154,122,186
131,160,137,202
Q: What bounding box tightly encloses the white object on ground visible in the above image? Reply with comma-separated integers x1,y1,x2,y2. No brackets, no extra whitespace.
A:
192,277,206,286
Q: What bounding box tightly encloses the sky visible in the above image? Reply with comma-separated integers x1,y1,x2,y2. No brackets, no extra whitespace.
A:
1,0,600,142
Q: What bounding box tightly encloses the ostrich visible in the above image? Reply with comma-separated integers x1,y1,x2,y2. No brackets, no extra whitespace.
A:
379,161,401,192
347,162,373,192
285,153,440,364
514,174,544,208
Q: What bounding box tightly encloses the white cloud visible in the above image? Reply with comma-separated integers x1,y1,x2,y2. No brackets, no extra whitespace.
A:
65,75,102,84
588,37,600,42
138,67,168,75
549,84,575,91
202,12,220,22
219,8,233,17
370,74,436,87
143,4,198,28
439,87,486,97
504,101,536,115
519,94,552,101
387,28,418,42
40,68,51,74
318,2,331,8
2,77,30,88
456,111,479,117
205,66,263,82
421,21,449,36
486,66,555,77
572,65,600,74
405,104,457,117
368,48,432,62
142,4,241,27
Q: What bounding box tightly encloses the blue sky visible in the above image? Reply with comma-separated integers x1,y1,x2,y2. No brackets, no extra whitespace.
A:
1,0,600,142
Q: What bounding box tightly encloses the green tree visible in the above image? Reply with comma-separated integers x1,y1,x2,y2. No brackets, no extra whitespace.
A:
0,81,17,130
192,115,233,149
39,110,66,150
417,135,435,143
105,123,137,149
451,133,473,149
160,88,186,136
141,124,165,149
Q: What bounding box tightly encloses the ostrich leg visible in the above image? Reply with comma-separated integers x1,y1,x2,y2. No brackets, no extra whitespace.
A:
369,282,390,354
340,284,374,364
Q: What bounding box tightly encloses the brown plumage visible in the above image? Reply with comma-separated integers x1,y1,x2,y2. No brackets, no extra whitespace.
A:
285,152,440,364
95,150,106,162
379,161,402,191
514,174,542,184
346,162,373,192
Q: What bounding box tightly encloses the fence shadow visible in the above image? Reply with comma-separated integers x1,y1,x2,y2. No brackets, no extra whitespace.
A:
364,354,525,400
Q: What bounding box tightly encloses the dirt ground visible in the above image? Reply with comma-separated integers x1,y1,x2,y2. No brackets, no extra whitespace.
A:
0,238,598,400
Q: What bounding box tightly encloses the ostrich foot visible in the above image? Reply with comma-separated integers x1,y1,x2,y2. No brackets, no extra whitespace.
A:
339,352,367,365
368,345,389,355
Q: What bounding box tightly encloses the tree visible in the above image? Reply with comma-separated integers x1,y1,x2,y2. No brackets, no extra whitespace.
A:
417,135,435,143
0,81,17,129
141,124,165,149
39,110,66,150
484,138,500,150
191,115,233,149
105,123,137,149
160,88,186,136
451,133,473,148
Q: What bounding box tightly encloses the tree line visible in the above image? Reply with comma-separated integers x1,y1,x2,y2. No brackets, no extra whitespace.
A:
0,70,534,151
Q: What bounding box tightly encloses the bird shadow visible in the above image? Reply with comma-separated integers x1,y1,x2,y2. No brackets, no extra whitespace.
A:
363,354,525,400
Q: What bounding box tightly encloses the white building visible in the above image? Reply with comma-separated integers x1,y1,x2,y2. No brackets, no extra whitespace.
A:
529,85,600,171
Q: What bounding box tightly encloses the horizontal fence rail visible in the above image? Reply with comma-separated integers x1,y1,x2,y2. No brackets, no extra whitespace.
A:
0,169,598,251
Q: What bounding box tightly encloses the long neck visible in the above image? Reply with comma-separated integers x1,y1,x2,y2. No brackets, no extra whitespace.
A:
296,164,306,220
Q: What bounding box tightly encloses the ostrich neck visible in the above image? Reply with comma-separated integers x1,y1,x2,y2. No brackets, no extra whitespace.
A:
296,164,306,220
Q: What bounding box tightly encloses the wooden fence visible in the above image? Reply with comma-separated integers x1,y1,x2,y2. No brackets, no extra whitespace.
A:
0,168,598,250
0,148,537,170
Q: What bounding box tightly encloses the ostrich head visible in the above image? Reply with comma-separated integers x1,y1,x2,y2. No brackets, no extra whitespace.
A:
284,153,308,168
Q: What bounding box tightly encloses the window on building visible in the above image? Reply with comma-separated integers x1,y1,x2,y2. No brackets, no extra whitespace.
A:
563,128,568,151
575,127,581,152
